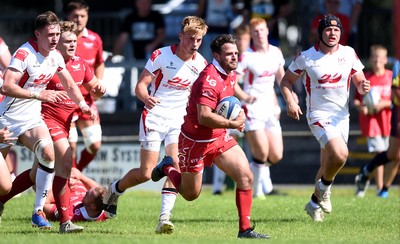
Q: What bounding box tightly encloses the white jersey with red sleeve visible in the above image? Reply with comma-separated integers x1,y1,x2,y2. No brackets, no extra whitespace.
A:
0,39,66,122
144,45,207,120
237,45,284,119
288,44,364,122
0,37,9,101
238,45,285,101
0,37,9,75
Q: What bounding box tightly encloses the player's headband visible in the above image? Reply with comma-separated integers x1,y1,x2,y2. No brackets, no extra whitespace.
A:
318,14,343,40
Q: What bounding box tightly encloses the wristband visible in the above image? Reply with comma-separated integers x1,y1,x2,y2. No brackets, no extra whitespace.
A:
30,91,40,99
78,100,87,109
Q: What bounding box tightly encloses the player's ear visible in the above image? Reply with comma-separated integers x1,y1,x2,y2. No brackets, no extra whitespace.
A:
34,30,40,39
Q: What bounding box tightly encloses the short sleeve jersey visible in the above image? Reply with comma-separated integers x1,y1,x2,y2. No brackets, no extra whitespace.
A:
144,45,207,119
181,60,237,140
42,56,94,126
0,39,66,120
237,45,284,104
0,37,9,100
355,69,392,137
75,28,103,96
288,44,364,122
69,181,108,222
0,37,8,74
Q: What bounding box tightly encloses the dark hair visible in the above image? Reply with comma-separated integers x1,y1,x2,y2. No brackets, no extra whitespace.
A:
35,11,59,31
317,14,342,40
64,0,89,15
210,34,237,54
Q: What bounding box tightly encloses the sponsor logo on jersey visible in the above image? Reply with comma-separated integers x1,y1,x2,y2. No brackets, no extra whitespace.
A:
150,49,161,62
71,63,81,71
317,73,342,84
14,49,29,61
83,42,94,49
166,61,176,70
167,77,190,88
33,73,53,84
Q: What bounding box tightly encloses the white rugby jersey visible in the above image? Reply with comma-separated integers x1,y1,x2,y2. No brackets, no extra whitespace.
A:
288,44,364,121
237,45,285,104
0,37,9,82
144,45,207,118
0,39,65,120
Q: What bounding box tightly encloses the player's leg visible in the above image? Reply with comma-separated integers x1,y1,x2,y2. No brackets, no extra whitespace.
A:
156,142,179,234
76,119,102,171
379,137,400,197
212,165,226,195
262,128,283,195
246,129,269,198
68,122,78,168
53,137,83,233
0,155,12,196
20,126,55,229
215,144,268,239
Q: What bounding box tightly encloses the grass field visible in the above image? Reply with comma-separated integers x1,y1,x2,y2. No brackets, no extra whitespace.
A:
0,185,398,243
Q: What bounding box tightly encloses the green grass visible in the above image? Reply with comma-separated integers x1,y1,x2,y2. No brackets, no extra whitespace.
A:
0,186,399,243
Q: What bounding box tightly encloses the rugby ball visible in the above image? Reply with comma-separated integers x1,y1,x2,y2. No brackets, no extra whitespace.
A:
363,89,380,114
215,96,242,120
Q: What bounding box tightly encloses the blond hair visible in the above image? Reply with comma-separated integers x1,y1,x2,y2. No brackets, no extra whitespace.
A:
59,21,77,34
370,44,387,57
181,16,208,36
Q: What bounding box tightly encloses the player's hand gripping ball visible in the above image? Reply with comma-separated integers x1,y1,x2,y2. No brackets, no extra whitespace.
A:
215,96,242,120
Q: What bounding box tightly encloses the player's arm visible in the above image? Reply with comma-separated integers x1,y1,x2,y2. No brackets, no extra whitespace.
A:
0,48,11,69
197,103,245,131
70,168,100,189
94,62,104,80
57,69,96,120
83,76,106,100
280,70,302,121
234,82,255,104
135,68,159,109
352,71,370,95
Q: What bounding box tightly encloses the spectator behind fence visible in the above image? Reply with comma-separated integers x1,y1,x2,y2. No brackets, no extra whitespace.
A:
353,45,392,197
112,0,165,61
196,0,236,63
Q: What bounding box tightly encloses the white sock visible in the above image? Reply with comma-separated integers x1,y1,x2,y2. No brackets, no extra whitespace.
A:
261,166,273,194
212,165,226,192
34,168,54,213
318,180,331,191
111,181,124,196
159,190,177,220
250,162,264,197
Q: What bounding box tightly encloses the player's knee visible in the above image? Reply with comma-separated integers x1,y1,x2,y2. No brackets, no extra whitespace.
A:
182,191,200,201
268,154,283,165
0,181,12,195
82,124,102,154
33,138,55,169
